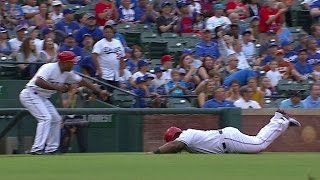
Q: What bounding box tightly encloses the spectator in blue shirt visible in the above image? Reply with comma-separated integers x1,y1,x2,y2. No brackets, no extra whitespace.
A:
55,9,80,34
281,41,297,63
279,90,305,108
134,0,158,24
0,27,14,56
166,69,189,97
293,33,308,52
203,86,235,108
75,13,103,47
132,76,149,108
223,69,257,87
194,29,220,60
59,33,83,71
294,49,313,80
303,83,320,108
261,43,278,66
307,38,320,65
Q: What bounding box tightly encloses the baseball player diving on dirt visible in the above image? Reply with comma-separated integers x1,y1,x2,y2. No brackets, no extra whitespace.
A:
19,51,110,155
151,109,301,154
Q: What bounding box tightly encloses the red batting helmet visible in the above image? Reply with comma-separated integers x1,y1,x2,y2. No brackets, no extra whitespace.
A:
164,127,182,142
58,51,77,63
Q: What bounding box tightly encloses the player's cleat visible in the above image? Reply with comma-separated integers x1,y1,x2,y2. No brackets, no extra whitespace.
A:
44,150,61,155
29,150,44,155
276,109,301,127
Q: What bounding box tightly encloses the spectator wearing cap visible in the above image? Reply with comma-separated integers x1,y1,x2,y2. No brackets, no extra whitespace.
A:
302,83,320,108
95,0,119,27
193,12,206,32
55,8,80,34
206,3,231,31
131,76,150,108
50,0,64,24
134,0,159,25
22,0,39,25
242,30,256,61
263,49,303,80
226,0,249,20
280,40,297,63
161,54,174,82
130,59,151,86
306,38,320,65
261,42,278,66
8,25,27,53
103,20,127,47
294,49,313,80
39,37,58,63
234,85,261,109
156,1,178,34
34,3,50,29
227,13,246,35
203,86,235,108
176,1,195,34
194,29,220,60
4,0,25,29
153,0,176,12
280,90,305,108
0,27,14,57
59,33,83,62
81,34,94,57
92,25,125,92
151,66,167,94
248,16,260,40
119,0,136,23
258,0,286,33
75,13,103,47
293,33,308,52
166,69,189,97
126,45,144,73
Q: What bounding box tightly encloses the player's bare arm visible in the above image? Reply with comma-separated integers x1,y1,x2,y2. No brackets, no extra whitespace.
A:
78,79,111,100
35,77,69,93
152,141,186,154
92,53,102,78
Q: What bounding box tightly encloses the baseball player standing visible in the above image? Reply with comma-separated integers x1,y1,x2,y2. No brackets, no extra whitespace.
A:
19,51,109,155
151,109,301,154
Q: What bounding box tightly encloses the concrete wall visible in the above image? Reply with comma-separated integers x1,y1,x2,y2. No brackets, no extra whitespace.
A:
143,109,320,152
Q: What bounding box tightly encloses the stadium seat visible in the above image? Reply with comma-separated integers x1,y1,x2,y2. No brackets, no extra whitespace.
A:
111,89,135,108
161,33,179,39
166,98,192,108
148,41,168,59
124,32,141,47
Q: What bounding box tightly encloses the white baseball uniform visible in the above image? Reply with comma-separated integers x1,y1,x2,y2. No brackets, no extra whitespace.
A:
175,112,290,153
19,62,82,153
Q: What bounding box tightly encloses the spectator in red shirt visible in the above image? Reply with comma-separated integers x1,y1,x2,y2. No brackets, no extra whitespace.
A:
258,0,286,33
177,1,194,33
95,0,119,26
226,0,249,19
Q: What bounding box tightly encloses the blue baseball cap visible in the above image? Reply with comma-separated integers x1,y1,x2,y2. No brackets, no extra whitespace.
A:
63,8,75,15
144,74,155,80
16,25,27,32
281,40,293,47
268,43,278,48
138,60,150,67
183,48,194,55
177,1,187,8
82,33,92,39
214,3,224,9
78,56,96,77
154,66,165,73
65,32,75,39
42,28,53,36
125,47,133,53
161,1,172,7
136,76,147,84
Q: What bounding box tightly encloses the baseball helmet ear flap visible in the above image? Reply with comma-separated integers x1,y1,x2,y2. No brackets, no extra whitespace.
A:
164,127,182,142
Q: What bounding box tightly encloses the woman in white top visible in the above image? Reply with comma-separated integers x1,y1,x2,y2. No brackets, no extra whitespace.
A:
17,37,39,79
39,37,58,63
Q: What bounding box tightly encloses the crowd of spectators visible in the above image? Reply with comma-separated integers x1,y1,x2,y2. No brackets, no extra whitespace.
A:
0,0,320,109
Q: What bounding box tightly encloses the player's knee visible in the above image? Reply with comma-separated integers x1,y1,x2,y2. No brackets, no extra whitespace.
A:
38,114,52,122
51,114,62,123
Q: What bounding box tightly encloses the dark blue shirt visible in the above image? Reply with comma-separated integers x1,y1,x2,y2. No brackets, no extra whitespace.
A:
223,69,257,87
203,99,235,108
75,26,103,47
0,41,13,55
307,52,320,65
131,87,146,108
55,20,80,34
284,51,297,63
294,61,313,75
261,55,274,66
126,59,139,73
194,41,220,59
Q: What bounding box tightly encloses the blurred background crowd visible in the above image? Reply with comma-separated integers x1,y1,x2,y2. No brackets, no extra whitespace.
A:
1,0,320,109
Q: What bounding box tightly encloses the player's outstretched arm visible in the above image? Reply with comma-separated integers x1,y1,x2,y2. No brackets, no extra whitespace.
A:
78,79,111,100
151,141,186,154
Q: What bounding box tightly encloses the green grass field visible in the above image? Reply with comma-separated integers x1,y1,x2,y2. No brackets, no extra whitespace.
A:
0,153,319,180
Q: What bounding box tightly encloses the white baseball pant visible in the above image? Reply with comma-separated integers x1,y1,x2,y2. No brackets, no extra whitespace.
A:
221,112,290,153
19,88,62,153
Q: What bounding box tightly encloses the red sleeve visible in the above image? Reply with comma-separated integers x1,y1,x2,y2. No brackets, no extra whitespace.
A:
226,2,236,10
258,7,269,32
95,2,105,14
